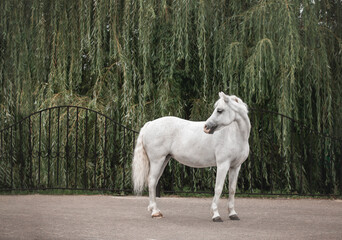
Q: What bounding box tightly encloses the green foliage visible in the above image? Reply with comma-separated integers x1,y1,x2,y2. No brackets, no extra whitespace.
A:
0,0,341,195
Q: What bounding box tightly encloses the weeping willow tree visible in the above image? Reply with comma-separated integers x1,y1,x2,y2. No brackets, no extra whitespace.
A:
0,0,341,194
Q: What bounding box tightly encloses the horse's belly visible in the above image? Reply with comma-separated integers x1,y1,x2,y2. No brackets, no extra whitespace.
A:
171,149,216,168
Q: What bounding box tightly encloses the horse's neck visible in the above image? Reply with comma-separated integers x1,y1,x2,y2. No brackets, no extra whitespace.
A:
235,112,251,141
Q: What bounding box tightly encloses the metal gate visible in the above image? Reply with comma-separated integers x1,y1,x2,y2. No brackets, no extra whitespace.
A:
1,106,341,196
0,106,138,193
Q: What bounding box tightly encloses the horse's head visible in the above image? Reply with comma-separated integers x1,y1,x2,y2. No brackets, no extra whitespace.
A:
204,92,241,134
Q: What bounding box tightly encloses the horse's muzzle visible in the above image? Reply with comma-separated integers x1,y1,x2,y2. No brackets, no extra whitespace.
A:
204,124,217,134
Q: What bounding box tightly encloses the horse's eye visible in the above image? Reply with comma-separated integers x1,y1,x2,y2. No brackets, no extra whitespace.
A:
217,109,223,114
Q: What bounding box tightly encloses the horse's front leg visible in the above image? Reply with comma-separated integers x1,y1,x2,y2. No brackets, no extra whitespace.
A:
211,162,230,222
227,165,241,220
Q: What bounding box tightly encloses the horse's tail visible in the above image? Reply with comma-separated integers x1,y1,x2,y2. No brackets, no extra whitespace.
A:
132,123,150,195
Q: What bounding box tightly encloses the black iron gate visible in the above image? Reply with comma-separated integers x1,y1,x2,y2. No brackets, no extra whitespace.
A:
0,106,341,196
0,106,138,193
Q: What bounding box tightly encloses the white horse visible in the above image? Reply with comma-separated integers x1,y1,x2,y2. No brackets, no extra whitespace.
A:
132,92,250,222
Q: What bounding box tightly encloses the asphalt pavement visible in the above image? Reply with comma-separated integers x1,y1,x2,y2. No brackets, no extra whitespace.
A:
1,195,342,240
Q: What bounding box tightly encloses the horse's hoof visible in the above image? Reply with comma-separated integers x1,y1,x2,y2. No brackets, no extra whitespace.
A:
212,216,223,222
151,212,163,218
229,214,240,220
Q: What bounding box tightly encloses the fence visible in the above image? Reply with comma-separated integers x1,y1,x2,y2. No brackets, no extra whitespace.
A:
0,106,137,193
0,106,341,196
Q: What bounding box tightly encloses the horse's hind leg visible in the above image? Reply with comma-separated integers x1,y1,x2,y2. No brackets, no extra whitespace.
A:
147,156,170,218
227,165,241,220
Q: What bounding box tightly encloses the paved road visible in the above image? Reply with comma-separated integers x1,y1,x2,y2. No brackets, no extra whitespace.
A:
1,195,342,240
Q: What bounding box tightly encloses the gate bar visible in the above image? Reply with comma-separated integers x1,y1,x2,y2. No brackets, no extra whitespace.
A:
340,143,342,195
29,117,32,187
66,107,70,188
112,123,116,192
123,128,126,190
83,110,88,188
38,111,42,187
75,107,79,188
260,111,264,193
103,118,107,187
57,108,60,185
48,108,51,187
10,127,13,189
93,113,98,187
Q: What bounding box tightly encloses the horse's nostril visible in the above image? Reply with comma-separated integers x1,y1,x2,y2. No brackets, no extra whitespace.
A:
204,124,211,134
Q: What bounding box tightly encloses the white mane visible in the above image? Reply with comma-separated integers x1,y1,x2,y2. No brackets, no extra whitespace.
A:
229,95,249,114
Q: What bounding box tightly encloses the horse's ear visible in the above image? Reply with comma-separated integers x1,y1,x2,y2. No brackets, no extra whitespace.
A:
219,92,230,103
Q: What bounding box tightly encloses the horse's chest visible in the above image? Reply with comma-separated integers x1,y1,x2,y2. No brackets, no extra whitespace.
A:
215,139,249,165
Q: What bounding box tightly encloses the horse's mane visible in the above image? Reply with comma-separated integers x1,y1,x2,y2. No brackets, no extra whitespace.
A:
229,95,249,114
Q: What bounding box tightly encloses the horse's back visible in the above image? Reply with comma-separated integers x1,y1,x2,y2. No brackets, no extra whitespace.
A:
142,116,203,148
